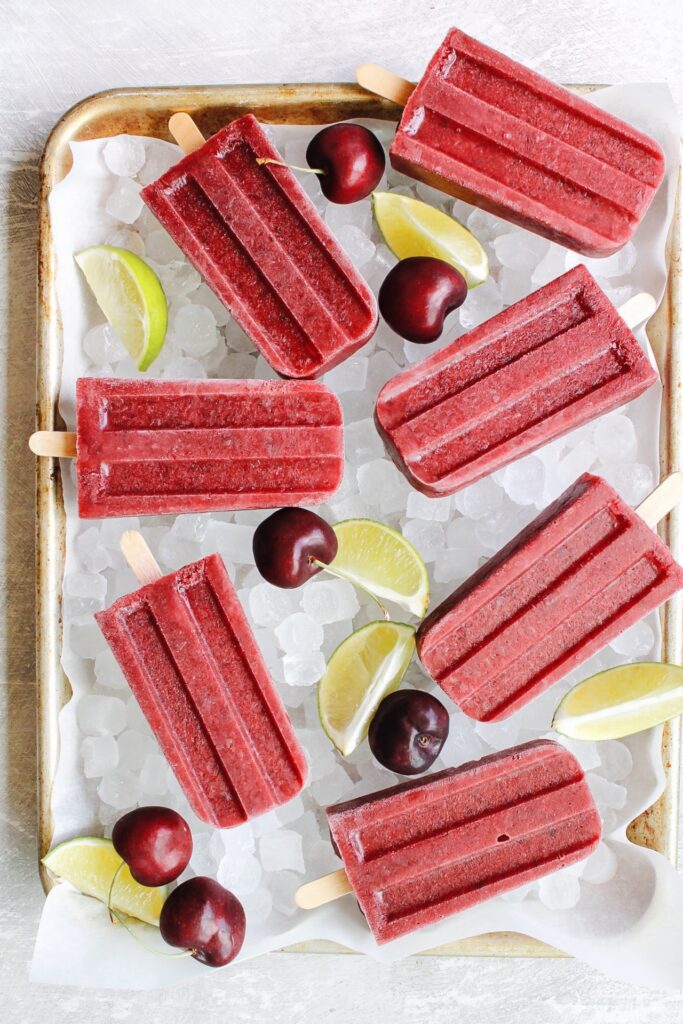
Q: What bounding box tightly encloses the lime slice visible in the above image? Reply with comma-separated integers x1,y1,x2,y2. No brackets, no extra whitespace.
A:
552,662,683,741
318,621,416,755
372,191,488,287
42,836,167,925
331,519,429,618
75,245,167,370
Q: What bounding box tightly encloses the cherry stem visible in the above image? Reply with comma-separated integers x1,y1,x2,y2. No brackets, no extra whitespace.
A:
256,156,325,176
310,558,390,621
109,907,195,960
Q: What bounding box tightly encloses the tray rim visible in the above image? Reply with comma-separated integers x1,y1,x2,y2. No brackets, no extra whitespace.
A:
36,82,682,961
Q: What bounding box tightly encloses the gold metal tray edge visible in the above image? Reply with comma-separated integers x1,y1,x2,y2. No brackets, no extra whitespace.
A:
36,84,682,960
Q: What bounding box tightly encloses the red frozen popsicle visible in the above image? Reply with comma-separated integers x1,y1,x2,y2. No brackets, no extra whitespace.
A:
30,377,344,518
374,266,657,497
360,28,665,256
96,535,307,828
297,740,601,944
417,473,683,721
141,113,378,379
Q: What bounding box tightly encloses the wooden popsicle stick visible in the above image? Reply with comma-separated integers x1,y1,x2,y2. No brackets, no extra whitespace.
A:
169,112,206,155
618,293,657,330
295,868,353,910
355,64,416,107
120,530,164,586
29,431,77,458
637,472,683,529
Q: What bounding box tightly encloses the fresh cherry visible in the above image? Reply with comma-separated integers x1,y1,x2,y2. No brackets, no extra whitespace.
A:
368,690,449,775
252,507,338,588
159,876,246,968
306,123,385,204
112,806,192,887
378,257,467,343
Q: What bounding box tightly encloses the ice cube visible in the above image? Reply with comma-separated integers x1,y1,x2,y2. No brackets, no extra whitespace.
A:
311,763,352,804
406,492,451,522
105,178,143,223
439,716,487,766
600,462,654,506
537,869,581,910
530,244,566,288
500,883,532,903
494,232,548,270
554,734,602,772
241,886,273,927
474,505,524,553
259,829,305,874
140,754,168,796
106,228,145,259
65,572,107,602
344,420,386,466
76,528,113,574
97,769,141,809
593,414,637,464
171,514,209,543
587,773,627,810
145,229,183,264
402,520,445,563
324,356,369,393
598,741,633,782
475,716,523,750
216,851,263,896
173,304,218,357
103,135,146,177
366,351,400,392
501,456,545,506
77,695,127,736
100,517,141,551
283,651,326,686
69,623,106,659
357,459,408,513
163,356,207,380
271,869,301,916
157,533,200,569
83,323,126,365
250,809,281,838
302,579,360,624
201,521,256,565
81,735,119,778
608,620,655,658
454,476,504,519
433,548,475,584
459,277,503,330
275,613,324,654
249,583,296,628
337,224,376,267
117,729,154,771
582,842,618,884
276,795,305,826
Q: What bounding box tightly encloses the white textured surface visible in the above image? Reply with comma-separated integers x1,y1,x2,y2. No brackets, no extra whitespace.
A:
1,0,682,1018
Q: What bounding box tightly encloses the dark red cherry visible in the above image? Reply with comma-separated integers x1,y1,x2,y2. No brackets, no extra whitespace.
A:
368,690,449,775
378,257,467,343
112,806,192,887
252,508,338,588
159,877,246,968
306,123,385,204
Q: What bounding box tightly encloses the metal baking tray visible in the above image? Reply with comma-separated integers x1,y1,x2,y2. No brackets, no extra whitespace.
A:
36,83,683,959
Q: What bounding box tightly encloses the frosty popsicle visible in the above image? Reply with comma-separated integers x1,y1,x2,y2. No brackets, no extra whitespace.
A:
96,532,307,828
141,113,378,379
358,28,666,256
417,472,683,722
375,266,657,497
296,740,601,943
29,377,344,518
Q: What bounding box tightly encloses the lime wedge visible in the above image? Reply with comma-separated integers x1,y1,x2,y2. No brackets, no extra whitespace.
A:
75,245,167,370
42,836,167,925
372,191,488,287
552,662,683,741
331,519,429,618
318,621,416,755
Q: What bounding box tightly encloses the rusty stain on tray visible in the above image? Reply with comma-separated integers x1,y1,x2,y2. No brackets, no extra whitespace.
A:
36,83,682,959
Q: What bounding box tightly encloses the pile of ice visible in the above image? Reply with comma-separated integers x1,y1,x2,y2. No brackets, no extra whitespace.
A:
64,127,656,933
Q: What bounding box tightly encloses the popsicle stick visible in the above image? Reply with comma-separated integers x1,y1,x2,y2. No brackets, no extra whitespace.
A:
295,868,353,910
637,472,683,529
618,293,657,330
120,530,164,586
29,431,77,458
356,64,416,106
169,112,206,155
